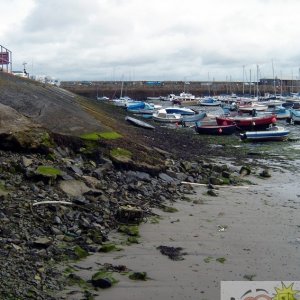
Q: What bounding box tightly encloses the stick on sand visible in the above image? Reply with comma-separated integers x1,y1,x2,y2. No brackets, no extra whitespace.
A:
181,181,250,189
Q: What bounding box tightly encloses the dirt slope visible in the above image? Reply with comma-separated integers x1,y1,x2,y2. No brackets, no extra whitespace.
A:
0,72,109,135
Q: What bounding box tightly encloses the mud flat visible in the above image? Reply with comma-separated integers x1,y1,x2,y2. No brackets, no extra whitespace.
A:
61,163,300,300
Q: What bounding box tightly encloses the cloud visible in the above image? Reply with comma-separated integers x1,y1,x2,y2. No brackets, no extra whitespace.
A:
2,0,300,80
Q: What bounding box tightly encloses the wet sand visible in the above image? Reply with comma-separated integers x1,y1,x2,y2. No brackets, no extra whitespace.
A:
62,164,300,300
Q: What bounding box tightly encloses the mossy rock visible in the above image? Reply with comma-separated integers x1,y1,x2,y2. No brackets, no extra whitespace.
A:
91,271,118,288
35,166,62,179
127,237,139,244
74,245,89,259
239,165,251,176
128,272,148,281
118,225,139,237
98,243,122,253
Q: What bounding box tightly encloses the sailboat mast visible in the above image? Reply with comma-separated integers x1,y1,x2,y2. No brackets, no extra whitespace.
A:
256,65,259,98
242,65,245,95
249,69,252,96
272,60,276,97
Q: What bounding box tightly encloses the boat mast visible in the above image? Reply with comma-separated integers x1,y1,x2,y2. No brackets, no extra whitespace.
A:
242,65,245,95
272,59,276,97
249,69,252,96
280,70,283,97
256,65,259,98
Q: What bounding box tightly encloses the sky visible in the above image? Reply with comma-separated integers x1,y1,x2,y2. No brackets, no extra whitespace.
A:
1,0,300,81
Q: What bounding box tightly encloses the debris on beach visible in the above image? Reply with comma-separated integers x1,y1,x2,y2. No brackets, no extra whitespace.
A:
157,245,186,260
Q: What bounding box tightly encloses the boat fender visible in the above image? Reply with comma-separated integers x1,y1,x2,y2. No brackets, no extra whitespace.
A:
218,128,223,134
271,117,276,123
252,121,256,126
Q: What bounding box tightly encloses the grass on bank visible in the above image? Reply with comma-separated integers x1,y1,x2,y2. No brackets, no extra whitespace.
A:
80,132,122,141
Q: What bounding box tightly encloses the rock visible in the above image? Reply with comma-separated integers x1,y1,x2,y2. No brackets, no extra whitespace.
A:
92,277,112,289
33,237,52,249
260,169,271,178
126,170,151,182
22,156,34,168
209,176,223,185
239,165,251,176
158,173,174,183
59,180,90,197
69,165,83,176
222,171,231,178
207,189,218,197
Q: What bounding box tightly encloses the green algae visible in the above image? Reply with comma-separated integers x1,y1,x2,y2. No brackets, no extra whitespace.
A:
80,131,122,141
98,243,123,253
118,225,139,237
110,147,132,158
128,272,148,281
35,166,62,178
74,245,89,259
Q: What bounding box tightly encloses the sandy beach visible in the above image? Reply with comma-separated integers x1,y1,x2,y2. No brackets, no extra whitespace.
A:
61,160,300,300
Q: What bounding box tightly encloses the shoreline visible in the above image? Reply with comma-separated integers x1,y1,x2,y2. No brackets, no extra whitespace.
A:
60,163,300,299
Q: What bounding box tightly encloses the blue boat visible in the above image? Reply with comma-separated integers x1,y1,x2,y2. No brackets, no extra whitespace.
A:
199,97,221,106
290,109,300,124
240,126,290,141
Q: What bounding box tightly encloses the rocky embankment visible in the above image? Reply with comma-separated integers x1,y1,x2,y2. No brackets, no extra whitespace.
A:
0,72,251,299
0,137,243,299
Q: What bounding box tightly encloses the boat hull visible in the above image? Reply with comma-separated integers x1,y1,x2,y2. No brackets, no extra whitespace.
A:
195,124,236,135
240,131,289,141
125,116,155,129
216,115,276,130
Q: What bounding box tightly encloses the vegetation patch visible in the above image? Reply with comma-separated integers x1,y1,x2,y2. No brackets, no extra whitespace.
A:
118,225,140,237
162,206,178,213
128,272,148,281
127,236,139,245
216,257,226,264
91,270,119,288
110,147,132,158
35,166,62,178
204,256,213,263
98,243,123,253
80,131,122,141
74,245,89,259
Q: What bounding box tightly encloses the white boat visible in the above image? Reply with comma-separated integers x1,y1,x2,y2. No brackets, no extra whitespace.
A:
238,103,268,113
152,109,183,123
97,96,110,101
199,97,221,106
164,106,195,115
112,96,138,107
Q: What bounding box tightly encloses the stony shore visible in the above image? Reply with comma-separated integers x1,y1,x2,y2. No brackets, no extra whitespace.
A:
0,72,299,299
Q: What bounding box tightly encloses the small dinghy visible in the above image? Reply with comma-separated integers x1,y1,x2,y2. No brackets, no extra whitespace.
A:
125,116,155,130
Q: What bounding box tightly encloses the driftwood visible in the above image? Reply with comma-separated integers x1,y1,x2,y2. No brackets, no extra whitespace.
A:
32,201,74,207
181,181,250,189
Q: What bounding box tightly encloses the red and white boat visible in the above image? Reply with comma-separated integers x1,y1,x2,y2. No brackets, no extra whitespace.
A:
216,115,276,130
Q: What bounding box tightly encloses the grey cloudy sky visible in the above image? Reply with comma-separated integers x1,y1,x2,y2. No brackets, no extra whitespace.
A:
1,0,300,81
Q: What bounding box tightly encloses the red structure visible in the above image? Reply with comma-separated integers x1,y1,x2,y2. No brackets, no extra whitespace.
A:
0,44,12,73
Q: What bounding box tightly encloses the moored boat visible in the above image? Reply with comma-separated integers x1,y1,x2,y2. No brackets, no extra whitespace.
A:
195,122,236,135
290,109,300,124
125,116,155,129
240,126,290,141
216,114,276,130
152,109,183,123
199,97,221,106
164,106,195,115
